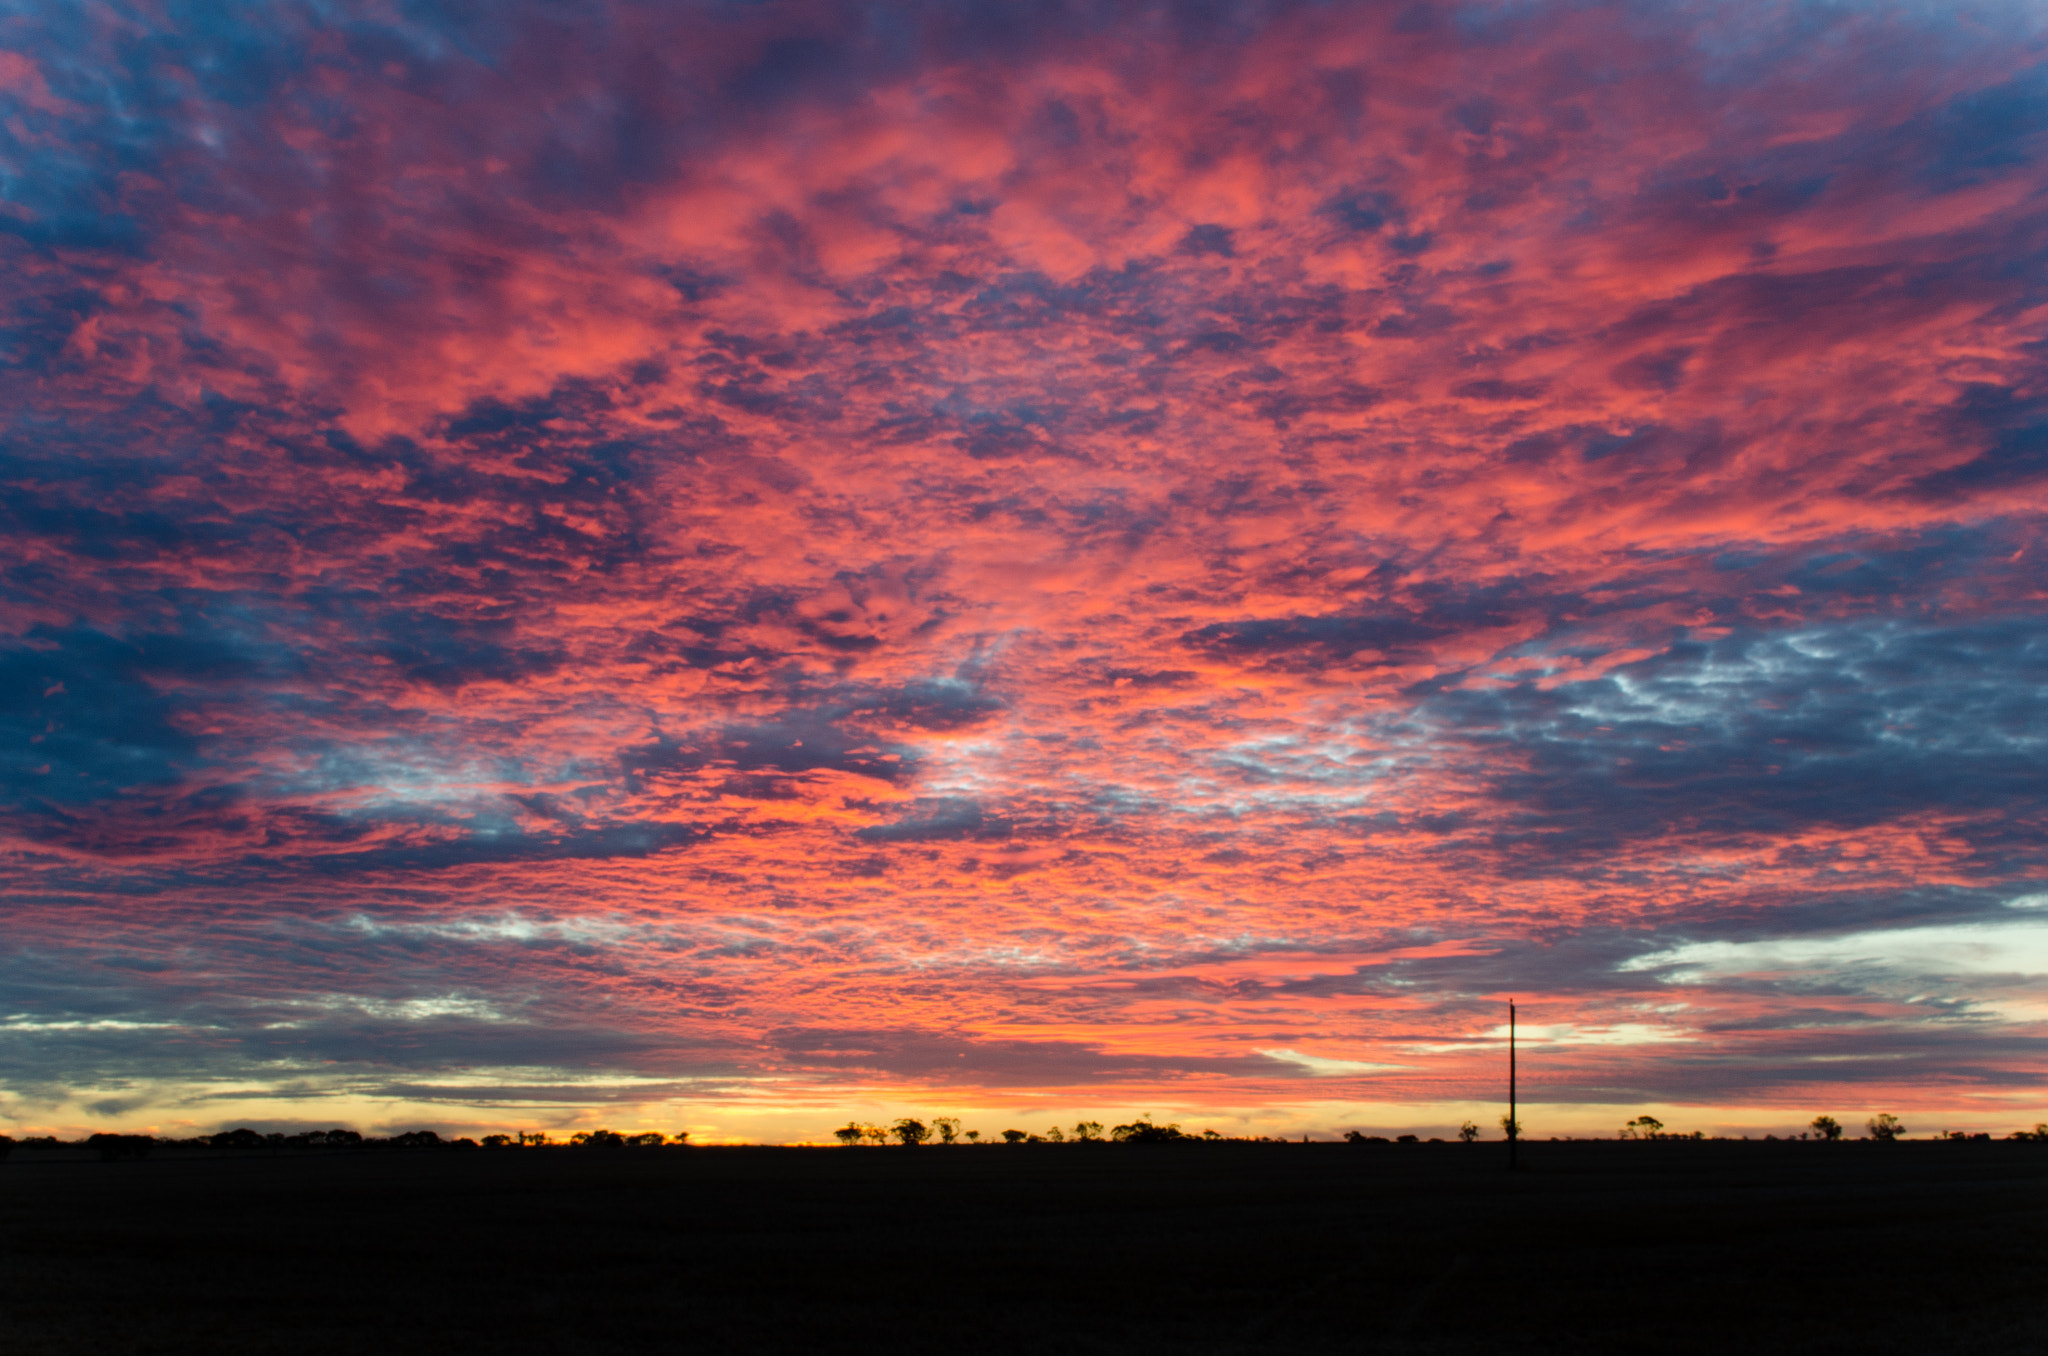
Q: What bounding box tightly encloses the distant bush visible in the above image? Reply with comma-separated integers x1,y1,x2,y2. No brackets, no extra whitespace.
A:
1866,1114,1905,1142
1810,1116,1842,1141
891,1119,929,1146
1458,1121,1480,1143
570,1130,623,1148
1001,1129,1027,1143
390,1130,443,1149
1110,1117,1186,1143
212,1127,267,1151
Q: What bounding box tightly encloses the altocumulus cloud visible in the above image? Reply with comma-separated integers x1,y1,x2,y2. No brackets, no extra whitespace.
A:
1,0,2046,1136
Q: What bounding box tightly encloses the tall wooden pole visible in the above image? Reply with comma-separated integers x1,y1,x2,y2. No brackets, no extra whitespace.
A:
1508,999,1518,1171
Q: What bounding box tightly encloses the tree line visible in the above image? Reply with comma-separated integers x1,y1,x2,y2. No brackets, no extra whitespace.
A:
833,1116,1234,1145
1617,1113,2048,1142
5,1117,2043,1159
0,1127,692,1160
828,1114,2048,1146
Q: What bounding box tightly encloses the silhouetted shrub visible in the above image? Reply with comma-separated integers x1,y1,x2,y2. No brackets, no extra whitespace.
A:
390,1130,443,1149
1396,1134,1419,1144
570,1130,623,1149
1110,1118,1185,1143
891,1119,929,1146
1000,1129,1027,1143
482,1134,514,1148
1866,1114,1905,1142
833,1123,865,1146
1810,1115,1843,1141
1458,1121,1480,1142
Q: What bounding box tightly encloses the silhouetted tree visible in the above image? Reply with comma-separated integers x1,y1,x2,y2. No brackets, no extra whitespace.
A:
570,1129,623,1148
213,1127,266,1151
87,1133,154,1161
1810,1115,1842,1141
1620,1116,1663,1140
1396,1134,1419,1144
625,1132,666,1147
833,1124,865,1146
1458,1121,1480,1142
482,1134,513,1148
932,1117,960,1144
1072,1120,1104,1141
964,1129,980,1143
1111,1116,1185,1143
391,1130,443,1149
1500,1114,1523,1141
1001,1129,1027,1143
1044,1126,1065,1142
891,1118,929,1146
1866,1113,1905,1142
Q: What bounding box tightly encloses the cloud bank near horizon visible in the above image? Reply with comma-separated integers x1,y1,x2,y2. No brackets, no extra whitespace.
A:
4,0,2048,1134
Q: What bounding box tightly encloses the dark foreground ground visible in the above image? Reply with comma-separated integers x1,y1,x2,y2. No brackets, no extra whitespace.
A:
2,1140,2044,1355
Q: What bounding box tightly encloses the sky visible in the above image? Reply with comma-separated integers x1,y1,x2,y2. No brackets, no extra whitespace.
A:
3,0,2048,1144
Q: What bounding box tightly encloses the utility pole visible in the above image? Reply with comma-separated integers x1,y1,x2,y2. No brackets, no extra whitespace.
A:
1508,999,1518,1172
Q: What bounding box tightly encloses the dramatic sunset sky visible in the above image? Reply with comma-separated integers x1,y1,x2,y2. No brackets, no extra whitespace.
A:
4,0,2047,1142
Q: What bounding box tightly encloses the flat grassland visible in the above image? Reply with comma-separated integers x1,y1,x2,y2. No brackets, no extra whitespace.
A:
2,1141,2043,1354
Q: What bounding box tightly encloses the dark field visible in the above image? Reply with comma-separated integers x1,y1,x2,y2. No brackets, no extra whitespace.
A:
2,1141,2044,1355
